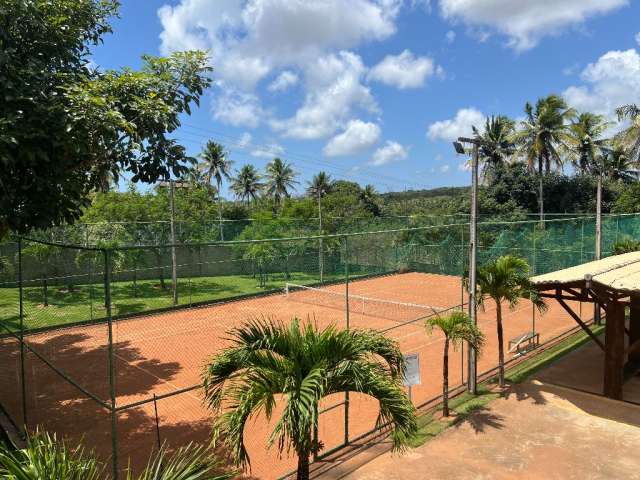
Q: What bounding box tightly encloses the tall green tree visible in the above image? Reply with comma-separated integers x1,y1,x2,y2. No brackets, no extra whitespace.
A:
473,255,546,387
425,311,484,417
565,112,610,174
231,165,263,205
307,172,334,281
203,319,417,480
615,103,640,163
265,158,298,209
199,141,234,240
472,115,516,183
0,0,211,235
514,95,575,221
359,184,381,216
599,147,638,182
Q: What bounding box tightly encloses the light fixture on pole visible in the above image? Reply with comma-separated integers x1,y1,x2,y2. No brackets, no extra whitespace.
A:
453,136,481,395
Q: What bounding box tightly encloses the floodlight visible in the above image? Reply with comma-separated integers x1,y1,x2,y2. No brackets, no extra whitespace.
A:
452,141,465,155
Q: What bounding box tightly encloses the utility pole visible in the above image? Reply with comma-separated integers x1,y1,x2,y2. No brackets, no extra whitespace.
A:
169,180,179,306
454,137,480,394
594,172,603,325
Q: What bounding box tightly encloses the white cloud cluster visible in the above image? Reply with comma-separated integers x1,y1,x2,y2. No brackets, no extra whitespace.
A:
268,71,299,92
271,51,378,139
370,141,408,166
368,50,438,89
250,142,285,158
427,107,485,142
212,89,264,128
563,49,640,119
438,0,628,51
323,120,381,156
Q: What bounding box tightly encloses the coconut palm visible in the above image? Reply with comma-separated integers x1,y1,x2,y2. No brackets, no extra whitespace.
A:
564,112,610,174
472,115,516,183
425,311,484,417
203,318,417,480
616,104,640,163
265,157,298,209
514,95,575,221
307,172,334,282
359,184,381,216
0,429,233,480
599,146,639,182
199,141,234,241
473,255,546,387
231,164,263,205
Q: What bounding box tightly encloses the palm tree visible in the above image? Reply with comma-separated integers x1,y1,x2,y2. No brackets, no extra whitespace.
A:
0,429,234,480
203,318,417,480
472,115,516,183
231,164,263,205
199,141,234,241
514,95,575,221
615,104,640,163
599,146,639,182
473,255,546,387
307,172,334,282
265,157,298,209
359,184,381,216
425,311,484,417
564,112,610,174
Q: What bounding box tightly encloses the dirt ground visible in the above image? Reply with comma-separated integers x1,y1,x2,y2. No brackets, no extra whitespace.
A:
331,380,640,480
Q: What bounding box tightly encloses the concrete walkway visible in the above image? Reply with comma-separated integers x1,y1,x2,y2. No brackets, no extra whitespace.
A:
322,380,640,480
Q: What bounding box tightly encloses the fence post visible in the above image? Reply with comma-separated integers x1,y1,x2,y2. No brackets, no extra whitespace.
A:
18,238,27,430
344,235,350,446
104,249,118,480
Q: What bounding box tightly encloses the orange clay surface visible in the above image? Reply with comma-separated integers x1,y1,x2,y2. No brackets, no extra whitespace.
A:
0,272,585,479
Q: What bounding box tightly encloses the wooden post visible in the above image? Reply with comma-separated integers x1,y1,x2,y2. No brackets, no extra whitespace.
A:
629,294,640,364
603,301,625,400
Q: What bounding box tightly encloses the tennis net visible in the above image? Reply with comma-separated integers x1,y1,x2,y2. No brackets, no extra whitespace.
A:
285,282,447,325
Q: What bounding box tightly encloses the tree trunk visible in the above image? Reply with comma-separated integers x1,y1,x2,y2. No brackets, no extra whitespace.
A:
538,160,544,225
296,452,310,480
133,266,138,298
217,182,224,242
43,276,48,307
496,301,505,387
442,336,450,417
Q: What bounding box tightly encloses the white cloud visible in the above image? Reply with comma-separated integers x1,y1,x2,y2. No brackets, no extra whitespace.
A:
439,164,450,173
268,70,299,92
158,0,401,88
323,120,381,156
212,89,264,128
427,107,485,142
237,132,253,149
636,32,640,46
445,30,456,43
563,49,640,119
370,141,408,166
271,51,377,139
438,0,628,51
250,142,285,158
368,50,438,89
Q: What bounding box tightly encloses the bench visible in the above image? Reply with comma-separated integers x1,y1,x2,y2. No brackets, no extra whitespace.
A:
508,331,540,356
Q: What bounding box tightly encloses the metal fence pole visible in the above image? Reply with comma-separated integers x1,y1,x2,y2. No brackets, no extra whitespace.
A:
18,238,27,430
104,249,118,479
344,235,350,446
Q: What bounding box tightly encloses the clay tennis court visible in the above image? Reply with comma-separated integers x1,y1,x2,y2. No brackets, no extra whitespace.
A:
0,271,586,479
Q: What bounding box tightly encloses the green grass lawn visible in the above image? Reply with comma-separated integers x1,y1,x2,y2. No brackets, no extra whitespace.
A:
0,270,346,332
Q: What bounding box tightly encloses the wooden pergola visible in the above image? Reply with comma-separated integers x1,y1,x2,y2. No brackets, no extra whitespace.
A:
530,252,640,400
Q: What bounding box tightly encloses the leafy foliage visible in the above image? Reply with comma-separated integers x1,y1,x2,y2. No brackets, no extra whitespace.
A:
0,0,211,235
203,318,417,479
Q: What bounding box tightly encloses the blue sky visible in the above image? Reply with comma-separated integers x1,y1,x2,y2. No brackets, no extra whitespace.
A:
92,0,640,195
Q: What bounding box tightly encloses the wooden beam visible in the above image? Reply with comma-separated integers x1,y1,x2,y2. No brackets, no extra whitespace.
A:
557,298,605,351
629,295,640,364
604,301,625,400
